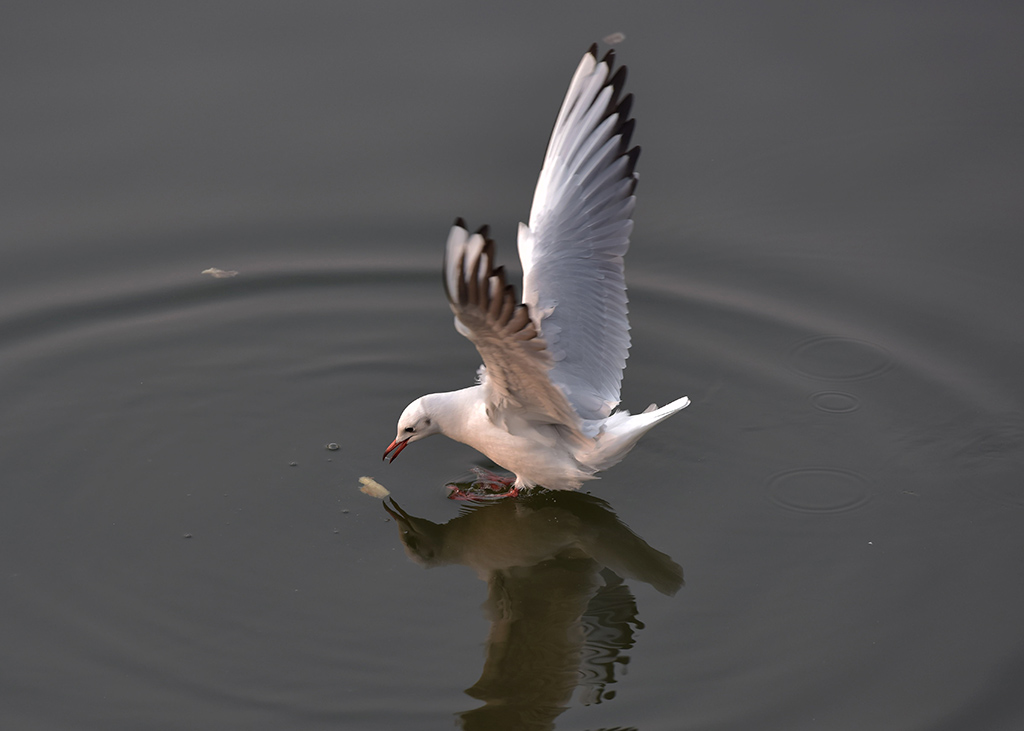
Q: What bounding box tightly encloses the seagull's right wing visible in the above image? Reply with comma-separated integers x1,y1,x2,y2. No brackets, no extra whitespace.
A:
444,221,585,439
518,45,639,421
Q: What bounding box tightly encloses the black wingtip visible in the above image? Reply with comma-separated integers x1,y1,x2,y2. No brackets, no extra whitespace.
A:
627,145,641,170
609,64,628,99
601,48,616,68
454,217,467,229
618,117,636,151
475,224,490,239
586,42,598,58
615,93,634,125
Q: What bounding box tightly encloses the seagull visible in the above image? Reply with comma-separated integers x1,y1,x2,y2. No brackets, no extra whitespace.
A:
384,44,690,494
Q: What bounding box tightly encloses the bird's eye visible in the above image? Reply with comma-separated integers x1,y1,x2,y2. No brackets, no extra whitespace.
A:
404,426,415,433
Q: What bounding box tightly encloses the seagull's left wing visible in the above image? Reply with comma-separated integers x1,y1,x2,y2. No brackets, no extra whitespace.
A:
518,46,638,421
444,221,584,437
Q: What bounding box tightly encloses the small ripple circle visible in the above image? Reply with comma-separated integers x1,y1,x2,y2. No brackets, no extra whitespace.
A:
790,336,894,381
767,467,873,514
810,391,861,413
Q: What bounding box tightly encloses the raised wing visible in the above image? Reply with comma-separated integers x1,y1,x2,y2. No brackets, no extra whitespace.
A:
518,45,639,421
444,221,584,436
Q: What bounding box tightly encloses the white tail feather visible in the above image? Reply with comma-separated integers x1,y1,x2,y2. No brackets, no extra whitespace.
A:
580,396,690,471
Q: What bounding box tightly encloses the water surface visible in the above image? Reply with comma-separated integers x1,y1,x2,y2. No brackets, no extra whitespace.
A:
2,4,1023,730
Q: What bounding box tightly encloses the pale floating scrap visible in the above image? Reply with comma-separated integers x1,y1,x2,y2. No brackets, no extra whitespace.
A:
359,476,390,498
202,267,239,278
602,32,626,45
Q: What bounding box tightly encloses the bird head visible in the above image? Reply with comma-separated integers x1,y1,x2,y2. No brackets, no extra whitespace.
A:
383,397,441,462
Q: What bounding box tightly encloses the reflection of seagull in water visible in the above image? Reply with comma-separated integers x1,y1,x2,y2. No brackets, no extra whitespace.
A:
384,492,682,596
383,45,689,495
383,491,682,730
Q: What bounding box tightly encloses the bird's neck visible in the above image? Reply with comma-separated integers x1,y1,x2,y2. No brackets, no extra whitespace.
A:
423,386,485,442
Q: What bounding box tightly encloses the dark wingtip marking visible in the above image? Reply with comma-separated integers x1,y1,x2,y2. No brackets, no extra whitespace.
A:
587,42,598,58
487,267,506,319
615,93,634,124
618,118,636,152
467,244,483,304
601,48,616,67
455,255,468,304
476,224,490,239
454,217,467,229
480,237,495,268
609,65,628,101
450,235,546,352
627,145,641,170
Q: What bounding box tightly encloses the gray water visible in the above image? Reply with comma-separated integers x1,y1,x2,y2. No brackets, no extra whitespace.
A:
3,3,1023,730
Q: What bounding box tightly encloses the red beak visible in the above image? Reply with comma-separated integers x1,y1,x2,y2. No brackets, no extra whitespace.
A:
383,438,410,463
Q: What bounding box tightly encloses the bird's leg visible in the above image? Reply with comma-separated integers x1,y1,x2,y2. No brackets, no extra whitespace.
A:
446,484,519,501
445,487,475,501
445,467,519,500
470,466,515,491
492,484,520,499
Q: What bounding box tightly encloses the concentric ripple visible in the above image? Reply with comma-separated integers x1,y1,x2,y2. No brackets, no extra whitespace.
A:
809,391,862,413
790,336,894,381
767,468,873,515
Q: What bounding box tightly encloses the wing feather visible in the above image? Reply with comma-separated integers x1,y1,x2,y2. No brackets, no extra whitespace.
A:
519,46,640,421
444,221,584,436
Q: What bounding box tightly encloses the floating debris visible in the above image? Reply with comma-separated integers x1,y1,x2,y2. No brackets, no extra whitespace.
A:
326,443,340,451
602,32,626,45
359,476,390,498
202,267,239,278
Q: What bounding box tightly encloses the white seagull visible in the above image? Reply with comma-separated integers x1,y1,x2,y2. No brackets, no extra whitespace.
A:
384,44,689,494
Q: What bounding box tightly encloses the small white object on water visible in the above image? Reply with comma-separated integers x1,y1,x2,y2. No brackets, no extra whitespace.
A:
202,267,239,278
602,32,626,45
359,476,390,498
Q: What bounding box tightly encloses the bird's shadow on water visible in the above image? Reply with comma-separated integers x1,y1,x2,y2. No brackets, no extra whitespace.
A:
383,485,683,731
